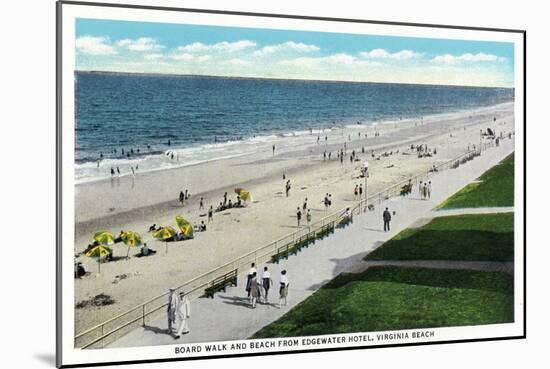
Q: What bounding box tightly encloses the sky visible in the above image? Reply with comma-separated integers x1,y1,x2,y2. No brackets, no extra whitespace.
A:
75,18,515,87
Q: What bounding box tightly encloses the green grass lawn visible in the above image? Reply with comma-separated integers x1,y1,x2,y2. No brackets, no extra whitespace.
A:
252,266,513,338
366,213,514,262
437,153,514,209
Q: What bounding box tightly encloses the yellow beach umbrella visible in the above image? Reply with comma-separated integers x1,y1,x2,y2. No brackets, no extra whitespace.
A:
175,216,194,239
153,226,177,253
239,190,252,202
120,231,142,258
234,188,252,201
85,245,113,273
93,231,114,245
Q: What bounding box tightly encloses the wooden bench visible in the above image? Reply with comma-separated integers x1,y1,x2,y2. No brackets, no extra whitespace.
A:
203,269,238,298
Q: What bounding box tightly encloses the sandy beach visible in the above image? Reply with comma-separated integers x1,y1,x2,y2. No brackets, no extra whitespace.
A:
74,102,514,334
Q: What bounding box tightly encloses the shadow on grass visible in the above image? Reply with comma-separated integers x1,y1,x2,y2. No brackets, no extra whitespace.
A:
324,265,513,294
366,213,514,262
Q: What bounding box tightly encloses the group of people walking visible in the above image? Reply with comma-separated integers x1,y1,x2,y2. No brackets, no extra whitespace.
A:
418,180,432,200
167,288,191,339
246,264,290,309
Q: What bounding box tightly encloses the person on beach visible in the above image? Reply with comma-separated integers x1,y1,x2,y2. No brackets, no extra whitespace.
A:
116,167,120,176
199,197,204,210
262,267,273,303
278,270,290,308
249,272,261,308
324,194,329,211
354,185,359,200
110,167,115,177
306,209,312,225
223,192,228,207
246,263,257,298
174,291,191,338
359,184,363,198
427,181,432,199
285,180,291,197
303,198,308,211
179,191,185,206
328,194,332,208
323,151,326,161
419,181,423,199
208,206,213,223
167,288,178,335
383,207,392,232
328,152,331,160
296,207,302,227
340,154,344,166
272,145,276,156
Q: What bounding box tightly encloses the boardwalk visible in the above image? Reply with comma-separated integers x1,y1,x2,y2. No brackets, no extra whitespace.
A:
109,139,514,348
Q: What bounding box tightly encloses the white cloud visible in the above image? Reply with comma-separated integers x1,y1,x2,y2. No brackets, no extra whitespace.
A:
253,41,320,57
143,53,164,60
116,37,164,52
170,54,211,62
432,52,507,64
177,40,256,53
76,36,117,55
227,58,253,67
279,53,375,68
359,49,421,59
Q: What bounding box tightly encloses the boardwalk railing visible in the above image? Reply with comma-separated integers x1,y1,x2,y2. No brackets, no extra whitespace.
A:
75,142,495,349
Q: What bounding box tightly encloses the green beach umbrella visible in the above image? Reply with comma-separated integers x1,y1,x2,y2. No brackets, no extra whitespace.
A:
120,231,142,258
153,226,177,253
85,245,113,273
175,216,194,239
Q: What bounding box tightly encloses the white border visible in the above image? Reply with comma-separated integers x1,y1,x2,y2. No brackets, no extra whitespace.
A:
59,2,525,366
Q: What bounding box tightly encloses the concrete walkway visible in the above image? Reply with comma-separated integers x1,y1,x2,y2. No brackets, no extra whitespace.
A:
110,139,514,348
358,260,514,275
433,206,514,217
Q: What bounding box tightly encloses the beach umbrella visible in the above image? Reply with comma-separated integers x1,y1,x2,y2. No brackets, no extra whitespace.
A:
120,231,142,258
93,231,114,246
153,226,177,253
239,191,252,202
175,216,194,239
234,188,252,201
85,245,112,273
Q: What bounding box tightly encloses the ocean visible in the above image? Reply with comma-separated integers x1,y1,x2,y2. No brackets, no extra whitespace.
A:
75,71,513,183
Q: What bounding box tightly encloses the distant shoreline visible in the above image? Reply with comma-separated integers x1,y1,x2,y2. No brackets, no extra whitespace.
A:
75,69,515,90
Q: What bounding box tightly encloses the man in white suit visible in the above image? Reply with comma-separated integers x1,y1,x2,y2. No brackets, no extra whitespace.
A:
174,291,191,338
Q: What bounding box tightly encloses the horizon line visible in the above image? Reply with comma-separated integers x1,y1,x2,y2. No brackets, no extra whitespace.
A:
75,69,514,90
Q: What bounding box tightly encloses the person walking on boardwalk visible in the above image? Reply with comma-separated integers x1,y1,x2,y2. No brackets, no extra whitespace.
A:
306,209,312,225
174,291,191,338
249,272,261,308
296,207,302,227
422,182,428,200
167,288,178,335
261,267,273,303
383,207,392,232
278,270,290,308
246,263,257,298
